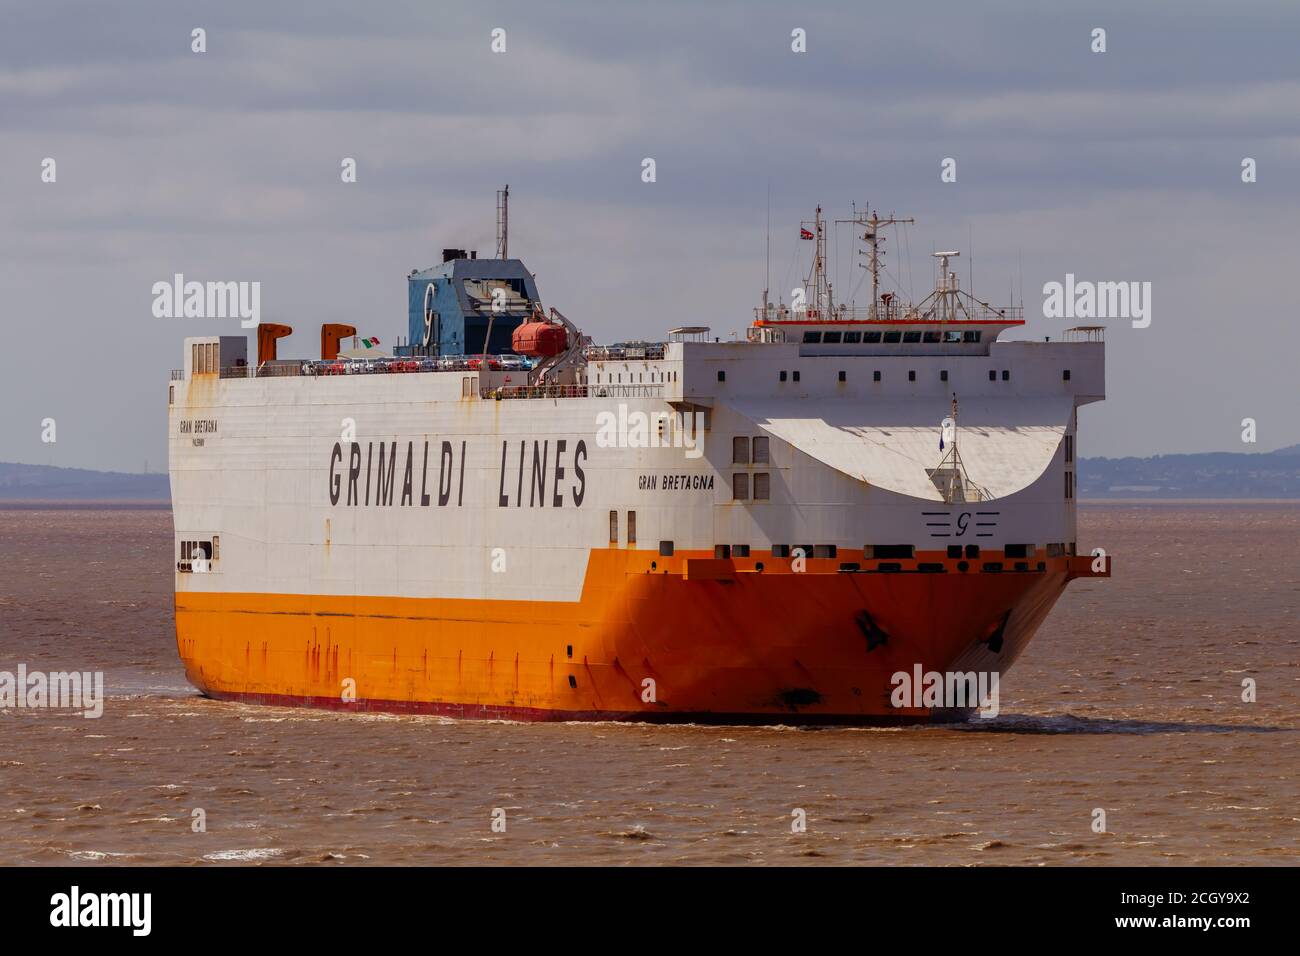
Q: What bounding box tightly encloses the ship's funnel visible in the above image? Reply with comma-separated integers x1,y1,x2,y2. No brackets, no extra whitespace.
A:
321,323,357,361
257,323,292,365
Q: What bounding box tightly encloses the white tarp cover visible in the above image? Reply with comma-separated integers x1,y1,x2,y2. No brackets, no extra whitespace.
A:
731,397,1071,501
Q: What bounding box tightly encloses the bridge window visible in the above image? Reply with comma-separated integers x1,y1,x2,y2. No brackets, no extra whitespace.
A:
943,330,962,343
963,331,982,343
844,331,861,343
923,331,941,343
902,331,922,343
883,331,902,343
864,331,882,343
753,436,770,463
823,331,842,343
732,436,750,464
802,331,822,343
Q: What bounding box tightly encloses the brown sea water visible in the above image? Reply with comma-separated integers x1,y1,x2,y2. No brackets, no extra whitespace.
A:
0,504,1295,866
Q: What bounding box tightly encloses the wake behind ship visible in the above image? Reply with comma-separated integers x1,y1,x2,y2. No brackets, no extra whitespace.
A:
168,191,1109,723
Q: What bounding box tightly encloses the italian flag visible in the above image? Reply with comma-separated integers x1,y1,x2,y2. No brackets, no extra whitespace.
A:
361,337,380,348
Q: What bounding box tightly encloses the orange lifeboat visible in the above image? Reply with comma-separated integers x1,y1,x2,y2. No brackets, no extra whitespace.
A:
512,322,568,357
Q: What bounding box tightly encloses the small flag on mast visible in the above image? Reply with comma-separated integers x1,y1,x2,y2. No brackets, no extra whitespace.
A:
800,228,814,240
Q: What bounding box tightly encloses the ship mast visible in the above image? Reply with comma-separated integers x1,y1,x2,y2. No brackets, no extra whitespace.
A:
837,207,915,318
801,205,829,318
496,184,509,260
929,391,989,504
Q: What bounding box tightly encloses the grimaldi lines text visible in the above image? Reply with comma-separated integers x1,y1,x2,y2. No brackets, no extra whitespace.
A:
324,438,589,509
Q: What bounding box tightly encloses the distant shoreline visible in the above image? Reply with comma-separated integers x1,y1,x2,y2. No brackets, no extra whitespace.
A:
0,499,172,510
1,498,1296,511
1078,498,1300,505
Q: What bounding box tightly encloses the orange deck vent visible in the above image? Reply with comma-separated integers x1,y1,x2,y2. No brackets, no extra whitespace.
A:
257,323,292,365
512,321,568,357
321,323,357,361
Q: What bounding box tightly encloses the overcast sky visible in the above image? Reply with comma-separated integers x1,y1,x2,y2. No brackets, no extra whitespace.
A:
3,0,1297,472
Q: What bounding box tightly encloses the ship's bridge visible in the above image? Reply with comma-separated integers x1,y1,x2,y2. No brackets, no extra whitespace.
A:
750,231,1024,357
749,249,1024,356
749,308,1023,357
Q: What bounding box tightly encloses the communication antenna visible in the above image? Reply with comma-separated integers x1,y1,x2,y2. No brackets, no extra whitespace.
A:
763,181,771,317
496,185,509,259
933,250,961,321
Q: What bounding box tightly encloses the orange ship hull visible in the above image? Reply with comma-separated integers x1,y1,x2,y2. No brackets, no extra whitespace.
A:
175,549,1107,723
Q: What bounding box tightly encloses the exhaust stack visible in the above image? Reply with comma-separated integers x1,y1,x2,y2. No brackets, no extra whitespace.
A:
321,324,357,361
256,323,292,365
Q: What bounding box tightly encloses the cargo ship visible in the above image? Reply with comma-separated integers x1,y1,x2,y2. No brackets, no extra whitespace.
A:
168,190,1108,722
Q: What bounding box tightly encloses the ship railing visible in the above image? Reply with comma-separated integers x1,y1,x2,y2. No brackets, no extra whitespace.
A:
583,344,667,361
175,358,537,380
753,303,1024,324
171,365,258,379
591,384,664,398
481,383,665,400
1062,325,1105,342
